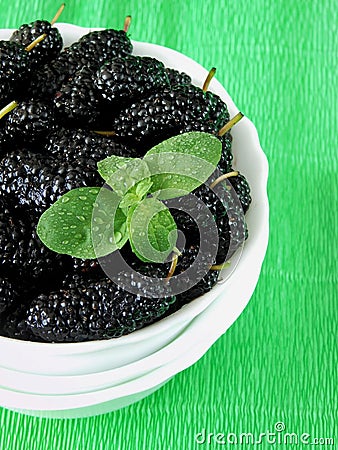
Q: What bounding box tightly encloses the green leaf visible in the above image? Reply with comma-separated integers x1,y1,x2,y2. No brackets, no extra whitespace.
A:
97,155,133,182
126,204,140,259
37,187,128,259
119,178,153,209
127,197,178,263
119,192,140,209
91,187,129,256
135,178,153,198
98,155,151,197
146,132,221,165
144,132,222,200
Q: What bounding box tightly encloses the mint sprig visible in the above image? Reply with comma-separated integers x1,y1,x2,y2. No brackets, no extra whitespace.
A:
37,132,222,263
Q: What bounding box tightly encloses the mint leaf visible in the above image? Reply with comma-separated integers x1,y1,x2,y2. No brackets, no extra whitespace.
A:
126,204,139,258
146,132,221,165
37,187,128,259
119,192,140,209
97,155,133,182
91,187,129,256
135,178,153,198
127,197,178,263
144,132,222,200
119,179,153,209
98,155,151,197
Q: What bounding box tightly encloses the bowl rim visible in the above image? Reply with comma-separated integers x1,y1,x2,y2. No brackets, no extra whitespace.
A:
0,24,269,353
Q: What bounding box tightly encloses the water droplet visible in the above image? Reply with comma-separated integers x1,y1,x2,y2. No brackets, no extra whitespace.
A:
61,197,70,203
79,196,87,201
77,216,86,222
93,217,104,224
92,226,99,232
62,240,69,245
114,232,122,243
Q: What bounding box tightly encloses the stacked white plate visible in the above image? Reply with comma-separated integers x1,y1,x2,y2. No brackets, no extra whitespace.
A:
0,25,269,418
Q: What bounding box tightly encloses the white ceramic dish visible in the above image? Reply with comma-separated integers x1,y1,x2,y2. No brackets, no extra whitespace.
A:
0,24,269,417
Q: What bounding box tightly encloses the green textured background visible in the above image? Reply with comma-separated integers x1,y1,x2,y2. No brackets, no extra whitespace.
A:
1,0,337,449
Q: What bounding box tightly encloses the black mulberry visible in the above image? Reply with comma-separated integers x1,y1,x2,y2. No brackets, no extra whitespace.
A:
95,55,169,104
10,20,63,68
25,277,177,342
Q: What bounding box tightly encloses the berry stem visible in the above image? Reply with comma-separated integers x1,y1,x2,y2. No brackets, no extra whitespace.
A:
25,33,47,52
0,34,45,119
165,247,182,281
93,130,116,136
202,67,216,92
0,101,18,120
218,112,244,136
51,3,66,26
210,171,239,189
123,15,132,33
210,261,231,271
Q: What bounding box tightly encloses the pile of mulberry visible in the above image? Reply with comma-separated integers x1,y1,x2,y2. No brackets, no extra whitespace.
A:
0,23,252,343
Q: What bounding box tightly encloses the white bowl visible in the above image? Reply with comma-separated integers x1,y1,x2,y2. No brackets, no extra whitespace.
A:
0,24,269,417
0,258,266,418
